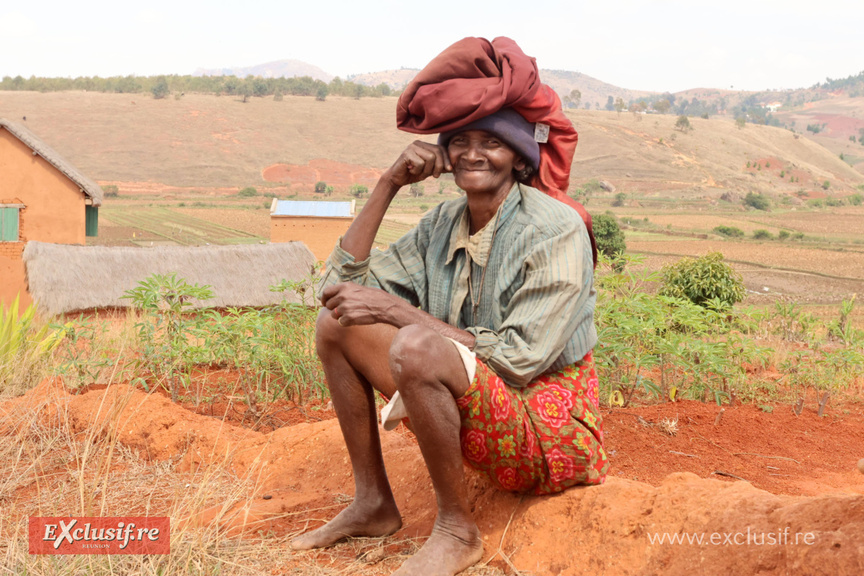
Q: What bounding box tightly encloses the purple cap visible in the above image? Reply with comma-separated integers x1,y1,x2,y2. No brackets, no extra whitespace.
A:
438,108,540,170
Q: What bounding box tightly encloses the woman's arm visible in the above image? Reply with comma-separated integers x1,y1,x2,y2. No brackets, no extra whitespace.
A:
321,282,476,349
338,141,451,262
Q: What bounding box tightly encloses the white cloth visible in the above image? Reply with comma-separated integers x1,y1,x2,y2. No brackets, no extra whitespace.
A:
380,338,477,431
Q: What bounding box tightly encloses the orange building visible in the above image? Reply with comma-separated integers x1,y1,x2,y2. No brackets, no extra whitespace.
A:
0,118,103,310
270,199,355,263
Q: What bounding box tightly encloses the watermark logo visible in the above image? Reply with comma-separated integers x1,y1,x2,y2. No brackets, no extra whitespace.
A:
29,517,170,555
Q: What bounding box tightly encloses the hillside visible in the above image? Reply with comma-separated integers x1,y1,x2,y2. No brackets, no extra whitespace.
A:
194,59,333,83
1,91,861,198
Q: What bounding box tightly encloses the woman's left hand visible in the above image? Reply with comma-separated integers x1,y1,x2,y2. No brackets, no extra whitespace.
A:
321,282,406,327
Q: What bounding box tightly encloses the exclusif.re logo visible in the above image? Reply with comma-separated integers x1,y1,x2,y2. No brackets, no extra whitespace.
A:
29,517,170,555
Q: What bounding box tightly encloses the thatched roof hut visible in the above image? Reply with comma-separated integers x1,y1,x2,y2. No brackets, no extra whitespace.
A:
23,241,317,316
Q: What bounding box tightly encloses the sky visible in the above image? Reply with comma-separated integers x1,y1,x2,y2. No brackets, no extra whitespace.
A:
1,0,862,93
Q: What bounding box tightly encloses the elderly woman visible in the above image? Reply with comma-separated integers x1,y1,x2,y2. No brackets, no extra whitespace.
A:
290,37,608,576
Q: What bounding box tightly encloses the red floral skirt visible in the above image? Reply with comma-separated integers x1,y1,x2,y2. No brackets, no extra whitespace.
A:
456,352,608,495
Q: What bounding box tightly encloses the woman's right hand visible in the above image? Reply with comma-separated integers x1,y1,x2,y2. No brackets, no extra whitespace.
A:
383,141,452,189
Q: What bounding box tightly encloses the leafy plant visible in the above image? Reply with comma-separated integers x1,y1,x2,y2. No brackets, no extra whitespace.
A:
0,295,63,395
592,213,627,261
659,252,744,309
121,274,214,401
51,315,112,388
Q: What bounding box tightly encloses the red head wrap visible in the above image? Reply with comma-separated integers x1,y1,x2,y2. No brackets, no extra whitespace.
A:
396,36,597,265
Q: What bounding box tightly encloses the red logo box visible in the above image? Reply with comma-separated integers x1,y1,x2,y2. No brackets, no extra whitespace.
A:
29,517,170,555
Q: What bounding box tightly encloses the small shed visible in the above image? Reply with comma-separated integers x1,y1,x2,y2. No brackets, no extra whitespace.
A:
23,241,317,316
270,199,355,262
0,118,103,310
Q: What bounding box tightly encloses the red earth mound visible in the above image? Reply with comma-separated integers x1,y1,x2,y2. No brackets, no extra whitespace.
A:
2,379,863,575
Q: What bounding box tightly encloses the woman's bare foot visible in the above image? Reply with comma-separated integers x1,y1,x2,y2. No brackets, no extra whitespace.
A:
391,521,484,576
289,500,402,550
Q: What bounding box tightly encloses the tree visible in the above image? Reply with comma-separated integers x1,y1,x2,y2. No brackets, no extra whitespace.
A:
563,89,581,109
735,116,747,129
592,213,626,259
349,184,368,198
409,183,424,197
612,192,627,207
675,115,693,133
151,76,169,100
316,85,328,101
660,252,744,309
101,184,119,198
652,99,671,114
605,96,615,111
743,192,771,211
314,181,328,194
614,97,626,115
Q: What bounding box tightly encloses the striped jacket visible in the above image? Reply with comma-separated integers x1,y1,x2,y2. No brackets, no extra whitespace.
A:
322,183,597,388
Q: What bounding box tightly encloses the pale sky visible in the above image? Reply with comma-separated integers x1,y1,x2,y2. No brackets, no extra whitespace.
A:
1,0,862,93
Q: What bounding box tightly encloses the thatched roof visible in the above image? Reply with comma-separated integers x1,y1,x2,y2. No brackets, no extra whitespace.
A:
23,241,318,316
0,118,104,206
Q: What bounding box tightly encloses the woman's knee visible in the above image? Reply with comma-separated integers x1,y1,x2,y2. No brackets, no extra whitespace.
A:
389,325,440,390
315,307,342,359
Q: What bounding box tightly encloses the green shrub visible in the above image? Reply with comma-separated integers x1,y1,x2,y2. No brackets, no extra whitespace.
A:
592,213,627,260
314,181,327,194
825,197,844,207
713,225,745,238
743,192,771,211
102,184,119,198
807,198,824,208
349,184,368,198
238,187,257,197
849,193,863,206
792,232,805,240
752,229,773,240
659,252,745,309
777,230,791,241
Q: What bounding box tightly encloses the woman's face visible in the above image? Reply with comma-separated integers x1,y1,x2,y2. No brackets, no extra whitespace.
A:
447,130,526,196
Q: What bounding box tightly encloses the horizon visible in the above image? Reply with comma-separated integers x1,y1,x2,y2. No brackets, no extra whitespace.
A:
1,0,863,94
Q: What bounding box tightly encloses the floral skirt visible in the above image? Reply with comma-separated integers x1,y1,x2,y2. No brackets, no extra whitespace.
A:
456,352,608,495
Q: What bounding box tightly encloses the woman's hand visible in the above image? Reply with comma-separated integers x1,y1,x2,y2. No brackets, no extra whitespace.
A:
383,141,452,189
321,282,406,327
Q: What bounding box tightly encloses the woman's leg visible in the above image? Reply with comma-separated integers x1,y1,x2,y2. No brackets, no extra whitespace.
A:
290,310,403,550
387,325,484,576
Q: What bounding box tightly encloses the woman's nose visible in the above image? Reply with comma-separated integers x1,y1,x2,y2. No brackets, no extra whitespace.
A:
463,142,483,161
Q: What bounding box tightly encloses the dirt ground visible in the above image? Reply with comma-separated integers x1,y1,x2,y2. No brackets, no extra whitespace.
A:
2,377,863,575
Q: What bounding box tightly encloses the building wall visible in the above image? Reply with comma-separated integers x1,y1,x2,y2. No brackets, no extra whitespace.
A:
1,127,89,313
270,216,353,262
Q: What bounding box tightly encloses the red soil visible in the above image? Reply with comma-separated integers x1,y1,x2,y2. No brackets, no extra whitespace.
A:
262,158,382,188
2,378,863,575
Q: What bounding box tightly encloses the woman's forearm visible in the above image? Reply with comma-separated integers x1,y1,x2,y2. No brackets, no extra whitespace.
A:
338,175,400,262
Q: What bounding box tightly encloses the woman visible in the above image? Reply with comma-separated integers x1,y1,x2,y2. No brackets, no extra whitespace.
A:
290,38,607,576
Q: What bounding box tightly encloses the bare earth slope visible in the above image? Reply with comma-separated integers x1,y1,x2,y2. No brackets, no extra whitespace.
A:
3,381,863,575
2,91,861,195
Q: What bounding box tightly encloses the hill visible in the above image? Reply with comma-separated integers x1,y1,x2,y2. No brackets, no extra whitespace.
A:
1,91,861,198
194,59,333,83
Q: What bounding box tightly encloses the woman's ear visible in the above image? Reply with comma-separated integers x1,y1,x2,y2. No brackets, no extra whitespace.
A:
513,157,527,172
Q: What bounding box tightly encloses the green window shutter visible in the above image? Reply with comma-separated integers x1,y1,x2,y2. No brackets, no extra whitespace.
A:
85,206,98,237
1,207,19,241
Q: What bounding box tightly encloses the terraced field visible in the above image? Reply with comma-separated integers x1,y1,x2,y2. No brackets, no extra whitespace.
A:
99,206,266,246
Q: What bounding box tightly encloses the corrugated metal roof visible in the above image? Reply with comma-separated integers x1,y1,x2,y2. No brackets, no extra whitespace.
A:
0,118,104,206
271,200,354,218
